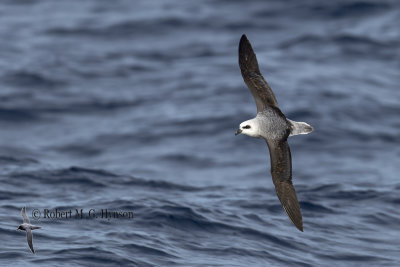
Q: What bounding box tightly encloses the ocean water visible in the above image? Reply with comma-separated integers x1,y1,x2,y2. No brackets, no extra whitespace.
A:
0,0,399,266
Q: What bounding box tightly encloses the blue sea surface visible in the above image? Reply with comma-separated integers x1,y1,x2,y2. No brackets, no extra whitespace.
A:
0,0,399,266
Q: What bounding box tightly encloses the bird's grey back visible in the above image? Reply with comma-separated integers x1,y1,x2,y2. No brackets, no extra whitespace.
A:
257,107,290,141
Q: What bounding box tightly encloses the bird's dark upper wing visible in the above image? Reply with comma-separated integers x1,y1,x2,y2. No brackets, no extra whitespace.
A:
266,139,303,231
26,229,35,253
239,34,278,112
21,207,30,224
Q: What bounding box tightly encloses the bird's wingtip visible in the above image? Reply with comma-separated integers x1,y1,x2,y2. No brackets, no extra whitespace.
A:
239,34,249,46
297,224,304,232
292,217,303,232
238,34,258,72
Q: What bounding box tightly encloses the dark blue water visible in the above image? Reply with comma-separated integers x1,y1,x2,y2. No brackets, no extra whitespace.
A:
0,0,399,266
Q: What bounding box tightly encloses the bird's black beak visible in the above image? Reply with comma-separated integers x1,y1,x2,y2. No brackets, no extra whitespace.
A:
235,129,242,136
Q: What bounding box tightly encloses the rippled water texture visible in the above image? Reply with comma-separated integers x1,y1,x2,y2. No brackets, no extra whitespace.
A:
0,0,399,266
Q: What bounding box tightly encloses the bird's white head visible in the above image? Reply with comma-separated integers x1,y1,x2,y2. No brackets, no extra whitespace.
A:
235,119,260,138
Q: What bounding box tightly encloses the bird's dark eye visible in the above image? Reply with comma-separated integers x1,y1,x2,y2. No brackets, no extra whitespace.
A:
243,125,251,129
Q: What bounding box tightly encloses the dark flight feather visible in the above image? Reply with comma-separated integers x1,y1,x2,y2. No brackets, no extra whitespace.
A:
266,139,303,231
239,34,278,112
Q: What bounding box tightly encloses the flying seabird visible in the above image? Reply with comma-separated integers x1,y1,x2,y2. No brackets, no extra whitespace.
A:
17,207,41,253
235,35,313,231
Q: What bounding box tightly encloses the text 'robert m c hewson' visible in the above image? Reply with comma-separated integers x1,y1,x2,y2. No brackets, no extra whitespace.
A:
31,208,134,220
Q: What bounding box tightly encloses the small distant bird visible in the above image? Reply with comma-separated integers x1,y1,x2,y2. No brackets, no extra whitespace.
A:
235,35,313,231
17,207,41,253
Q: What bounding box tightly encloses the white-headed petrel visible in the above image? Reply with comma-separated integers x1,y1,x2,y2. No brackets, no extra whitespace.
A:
17,207,41,253
235,35,313,231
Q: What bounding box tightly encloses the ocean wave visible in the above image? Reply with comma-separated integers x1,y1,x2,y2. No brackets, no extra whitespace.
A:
47,247,138,266
1,71,66,89
0,156,38,165
0,108,41,122
45,17,208,38
310,1,390,18
279,34,398,53
7,166,221,192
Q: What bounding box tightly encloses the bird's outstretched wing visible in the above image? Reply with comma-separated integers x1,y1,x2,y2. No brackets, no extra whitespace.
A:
21,207,30,224
26,229,35,253
239,34,278,112
266,139,303,231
